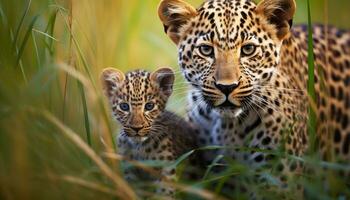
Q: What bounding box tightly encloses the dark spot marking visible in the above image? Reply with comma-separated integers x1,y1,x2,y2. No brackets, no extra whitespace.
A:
334,129,341,143
262,137,271,145
254,154,264,162
342,134,350,155
244,117,262,133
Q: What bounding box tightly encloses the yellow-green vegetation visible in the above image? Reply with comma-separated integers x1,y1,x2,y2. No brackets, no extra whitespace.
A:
0,0,349,199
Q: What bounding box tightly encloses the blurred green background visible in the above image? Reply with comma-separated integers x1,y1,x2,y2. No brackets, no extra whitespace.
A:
0,0,349,199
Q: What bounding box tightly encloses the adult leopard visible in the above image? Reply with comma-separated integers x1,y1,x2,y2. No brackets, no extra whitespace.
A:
158,0,350,187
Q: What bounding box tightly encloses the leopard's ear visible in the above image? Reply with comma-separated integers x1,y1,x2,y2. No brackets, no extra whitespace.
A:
158,0,197,44
256,0,296,40
151,67,175,97
100,68,125,99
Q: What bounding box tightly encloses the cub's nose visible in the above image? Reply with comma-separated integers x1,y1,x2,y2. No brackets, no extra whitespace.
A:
214,82,239,96
130,126,143,133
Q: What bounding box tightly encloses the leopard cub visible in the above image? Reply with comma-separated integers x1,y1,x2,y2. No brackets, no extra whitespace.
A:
101,67,196,196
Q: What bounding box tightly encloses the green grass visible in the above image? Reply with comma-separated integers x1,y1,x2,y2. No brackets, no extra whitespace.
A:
306,0,317,155
0,0,350,199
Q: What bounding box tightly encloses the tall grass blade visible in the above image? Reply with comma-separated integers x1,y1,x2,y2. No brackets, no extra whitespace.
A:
60,175,120,196
63,2,92,148
31,31,40,68
170,149,194,168
214,172,230,194
32,29,58,41
13,0,32,49
0,1,6,26
16,15,39,68
71,35,95,86
78,82,92,147
45,10,58,54
8,29,27,83
195,172,238,187
57,5,115,150
203,155,224,180
38,110,136,200
62,2,72,123
306,0,317,153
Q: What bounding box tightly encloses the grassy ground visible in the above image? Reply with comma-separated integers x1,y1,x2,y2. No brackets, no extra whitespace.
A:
0,0,349,199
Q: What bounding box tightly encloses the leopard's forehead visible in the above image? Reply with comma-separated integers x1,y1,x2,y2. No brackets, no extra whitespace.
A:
190,0,259,49
122,70,153,103
125,70,151,92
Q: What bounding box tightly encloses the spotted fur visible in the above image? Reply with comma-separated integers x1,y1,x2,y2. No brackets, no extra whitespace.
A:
101,68,196,196
158,0,350,187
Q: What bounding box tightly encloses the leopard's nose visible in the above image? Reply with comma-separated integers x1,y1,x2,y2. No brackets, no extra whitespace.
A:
214,82,239,96
130,126,143,133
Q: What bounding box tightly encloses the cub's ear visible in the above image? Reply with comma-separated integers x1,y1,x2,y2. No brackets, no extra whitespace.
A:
151,67,175,97
158,0,197,44
256,0,296,40
100,68,125,99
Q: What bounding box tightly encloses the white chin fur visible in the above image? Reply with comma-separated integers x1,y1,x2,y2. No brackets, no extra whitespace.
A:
233,108,243,117
214,107,243,118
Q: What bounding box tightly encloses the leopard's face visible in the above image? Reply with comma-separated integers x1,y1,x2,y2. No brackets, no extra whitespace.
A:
101,68,174,138
159,0,295,116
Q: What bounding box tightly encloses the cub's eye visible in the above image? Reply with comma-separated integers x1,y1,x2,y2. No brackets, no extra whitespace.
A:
199,45,214,57
144,102,155,111
119,103,130,111
241,44,256,56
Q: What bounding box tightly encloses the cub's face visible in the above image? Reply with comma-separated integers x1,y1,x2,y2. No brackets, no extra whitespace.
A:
158,0,295,115
101,68,174,137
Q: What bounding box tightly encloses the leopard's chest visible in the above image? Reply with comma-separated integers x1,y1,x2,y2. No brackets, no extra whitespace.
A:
188,96,305,166
117,134,175,161
210,110,281,164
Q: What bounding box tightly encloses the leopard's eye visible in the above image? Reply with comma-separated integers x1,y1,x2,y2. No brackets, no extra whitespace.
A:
199,45,214,57
119,103,130,111
241,44,256,56
144,102,155,111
